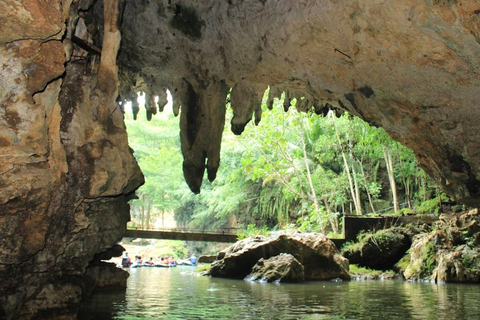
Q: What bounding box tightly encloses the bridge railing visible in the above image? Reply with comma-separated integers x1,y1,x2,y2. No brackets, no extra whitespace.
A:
126,226,238,235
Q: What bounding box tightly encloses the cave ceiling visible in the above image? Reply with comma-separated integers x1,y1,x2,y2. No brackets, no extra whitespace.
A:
92,0,480,204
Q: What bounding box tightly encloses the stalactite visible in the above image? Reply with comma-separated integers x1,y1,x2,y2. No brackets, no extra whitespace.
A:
145,93,157,121
157,91,169,112
180,80,229,193
230,83,267,135
266,86,283,110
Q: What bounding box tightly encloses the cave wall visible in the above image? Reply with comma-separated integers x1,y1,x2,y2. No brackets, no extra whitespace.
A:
116,0,480,204
0,0,143,318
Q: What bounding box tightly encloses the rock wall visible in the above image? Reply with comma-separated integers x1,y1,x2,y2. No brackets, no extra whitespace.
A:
0,0,143,318
116,0,480,204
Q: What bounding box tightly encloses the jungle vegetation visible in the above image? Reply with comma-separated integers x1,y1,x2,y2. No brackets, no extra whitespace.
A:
125,91,446,237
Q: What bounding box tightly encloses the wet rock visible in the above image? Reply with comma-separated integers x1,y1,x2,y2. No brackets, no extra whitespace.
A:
246,253,305,283
209,232,350,281
0,1,143,318
198,254,216,264
92,244,126,262
402,209,480,283
341,228,411,270
84,262,129,294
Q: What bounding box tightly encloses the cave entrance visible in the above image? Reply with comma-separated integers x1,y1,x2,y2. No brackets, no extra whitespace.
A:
123,90,447,243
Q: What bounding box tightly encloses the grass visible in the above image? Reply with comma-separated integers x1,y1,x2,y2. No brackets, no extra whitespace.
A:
195,264,211,274
349,264,397,279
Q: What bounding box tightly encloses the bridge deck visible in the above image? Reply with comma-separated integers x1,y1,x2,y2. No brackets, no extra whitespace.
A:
124,229,238,243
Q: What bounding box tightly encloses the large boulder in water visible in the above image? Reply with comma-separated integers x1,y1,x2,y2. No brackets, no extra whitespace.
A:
246,253,305,283
341,228,412,270
208,232,350,281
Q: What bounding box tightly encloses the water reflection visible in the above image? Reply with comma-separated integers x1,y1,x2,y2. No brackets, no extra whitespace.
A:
79,267,480,319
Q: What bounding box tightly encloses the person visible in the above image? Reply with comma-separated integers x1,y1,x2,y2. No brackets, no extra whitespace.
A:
121,252,131,267
169,256,176,266
189,254,197,265
146,257,154,265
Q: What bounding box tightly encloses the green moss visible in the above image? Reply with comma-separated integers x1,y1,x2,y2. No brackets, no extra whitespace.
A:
422,241,437,277
195,264,211,273
461,246,480,273
418,193,449,214
395,252,411,273
349,264,382,277
349,264,396,279
340,240,362,253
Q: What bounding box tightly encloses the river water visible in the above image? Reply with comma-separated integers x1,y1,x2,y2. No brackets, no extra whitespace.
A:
78,266,480,319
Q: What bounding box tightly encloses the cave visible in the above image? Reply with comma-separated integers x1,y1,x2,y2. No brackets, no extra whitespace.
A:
1,0,480,318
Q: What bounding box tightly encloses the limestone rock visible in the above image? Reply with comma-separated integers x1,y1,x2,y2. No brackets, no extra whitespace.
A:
198,254,216,264
341,228,411,270
92,244,125,262
246,253,305,283
114,0,480,204
84,262,129,293
209,232,350,281
0,1,143,318
403,209,480,282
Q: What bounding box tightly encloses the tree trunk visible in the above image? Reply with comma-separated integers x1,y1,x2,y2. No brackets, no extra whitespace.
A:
349,148,362,215
395,143,412,209
333,117,362,215
299,120,324,231
145,198,151,230
383,147,399,213
358,159,376,214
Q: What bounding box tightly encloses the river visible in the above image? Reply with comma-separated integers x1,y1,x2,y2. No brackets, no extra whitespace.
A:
78,266,480,319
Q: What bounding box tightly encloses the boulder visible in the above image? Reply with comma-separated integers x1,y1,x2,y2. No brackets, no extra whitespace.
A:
246,253,305,283
341,228,411,270
83,262,129,294
198,254,217,264
209,232,350,281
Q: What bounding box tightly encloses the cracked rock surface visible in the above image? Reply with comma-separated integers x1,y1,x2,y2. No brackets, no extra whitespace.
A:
115,0,480,203
1,0,143,318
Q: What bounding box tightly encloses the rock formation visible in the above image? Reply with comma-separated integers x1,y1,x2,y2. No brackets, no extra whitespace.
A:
0,1,143,318
113,0,480,205
341,227,412,270
209,232,350,281
2,0,480,318
402,209,480,282
246,253,305,283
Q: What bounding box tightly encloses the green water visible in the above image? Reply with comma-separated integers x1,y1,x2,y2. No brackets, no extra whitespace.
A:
79,266,480,319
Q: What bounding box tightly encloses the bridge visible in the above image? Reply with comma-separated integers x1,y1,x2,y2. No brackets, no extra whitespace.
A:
124,227,238,243
124,215,439,247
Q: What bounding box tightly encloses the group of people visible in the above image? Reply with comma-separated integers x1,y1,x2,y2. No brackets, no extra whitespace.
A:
121,252,198,268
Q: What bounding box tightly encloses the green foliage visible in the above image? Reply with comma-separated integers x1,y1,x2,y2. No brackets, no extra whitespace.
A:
421,241,437,277
195,264,211,273
395,252,411,273
130,240,189,259
152,240,189,258
349,264,382,277
341,240,363,254
125,88,439,238
237,224,270,239
418,193,449,214
461,246,480,273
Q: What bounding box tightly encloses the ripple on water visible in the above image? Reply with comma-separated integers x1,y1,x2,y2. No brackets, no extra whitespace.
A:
79,267,480,320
